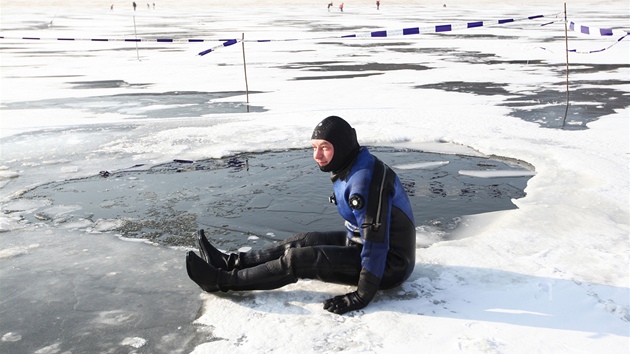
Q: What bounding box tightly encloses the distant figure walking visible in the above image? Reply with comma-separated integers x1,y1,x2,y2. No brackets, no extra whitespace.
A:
327,2,333,11
339,2,344,12
132,2,137,11
376,1,380,10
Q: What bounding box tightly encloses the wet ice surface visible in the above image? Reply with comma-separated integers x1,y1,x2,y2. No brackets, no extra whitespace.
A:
0,146,533,354
416,75,630,130
0,2,628,353
1,7,628,131
2,64,628,127
10,148,533,250
280,60,630,130
0,229,206,354
2,90,267,118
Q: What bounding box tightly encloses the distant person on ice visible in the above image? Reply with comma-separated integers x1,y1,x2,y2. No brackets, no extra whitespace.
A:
186,116,416,315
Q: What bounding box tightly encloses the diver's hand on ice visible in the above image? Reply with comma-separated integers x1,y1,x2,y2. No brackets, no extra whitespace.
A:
323,291,368,314
324,268,379,314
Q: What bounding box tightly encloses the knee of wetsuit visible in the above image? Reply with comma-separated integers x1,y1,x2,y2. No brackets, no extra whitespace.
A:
285,232,310,244
272,247,317,275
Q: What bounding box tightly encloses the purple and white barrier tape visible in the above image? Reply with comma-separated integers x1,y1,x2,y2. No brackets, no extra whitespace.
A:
0,36,224,43
0,13,559,55
2,13,626,55
568,21,627,37
199,13,559,55
567,20,629,54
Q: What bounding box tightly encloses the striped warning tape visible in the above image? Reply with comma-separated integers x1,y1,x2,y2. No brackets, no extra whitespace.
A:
568,21,628,37
199,13,560,55
0,36,225,43
0,13,560,54
2,13,626,55
567,20,629,54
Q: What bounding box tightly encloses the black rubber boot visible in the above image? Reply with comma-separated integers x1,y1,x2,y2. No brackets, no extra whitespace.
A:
186,250,298,293
197,230,239,270
186,250,221,292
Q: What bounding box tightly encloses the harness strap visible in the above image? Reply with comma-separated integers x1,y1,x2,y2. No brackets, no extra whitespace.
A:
361,158,395,243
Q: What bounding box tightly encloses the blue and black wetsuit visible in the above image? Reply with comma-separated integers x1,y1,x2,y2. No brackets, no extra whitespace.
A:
186,116,416,314
332,147,416,290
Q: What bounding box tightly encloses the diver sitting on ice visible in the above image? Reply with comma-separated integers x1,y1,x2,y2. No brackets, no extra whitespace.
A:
186,115,416,314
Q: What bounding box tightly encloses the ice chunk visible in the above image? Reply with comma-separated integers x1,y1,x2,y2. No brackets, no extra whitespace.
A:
91,219,126,232
1,332,22,342
459,170,536,178
0,244,39,259
394,161,449,170
121,337,147,349
0,169,19,179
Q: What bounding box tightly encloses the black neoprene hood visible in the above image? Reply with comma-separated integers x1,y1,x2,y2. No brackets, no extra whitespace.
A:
311,116,360,173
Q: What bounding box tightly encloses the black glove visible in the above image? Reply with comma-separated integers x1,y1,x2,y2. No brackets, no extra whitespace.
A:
323,291,368,314
324,268,380,315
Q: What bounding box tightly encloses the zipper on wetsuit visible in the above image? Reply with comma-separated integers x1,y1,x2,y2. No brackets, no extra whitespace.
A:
362,161,388,232
372,164,388,231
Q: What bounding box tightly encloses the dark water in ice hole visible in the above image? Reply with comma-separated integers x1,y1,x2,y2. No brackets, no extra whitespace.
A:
17,147,534,251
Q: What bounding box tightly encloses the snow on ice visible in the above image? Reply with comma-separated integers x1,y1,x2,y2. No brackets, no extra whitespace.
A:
0,0,628,353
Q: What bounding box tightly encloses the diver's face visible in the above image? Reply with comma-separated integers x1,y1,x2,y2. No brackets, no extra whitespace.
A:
311,139,334,168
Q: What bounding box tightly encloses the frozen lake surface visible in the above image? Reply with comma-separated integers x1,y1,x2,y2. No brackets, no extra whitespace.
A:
1,1,628,353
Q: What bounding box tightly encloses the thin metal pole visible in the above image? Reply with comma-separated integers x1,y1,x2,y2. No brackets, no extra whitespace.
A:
133,15,140,61
242,33,250,112
562,3,570,128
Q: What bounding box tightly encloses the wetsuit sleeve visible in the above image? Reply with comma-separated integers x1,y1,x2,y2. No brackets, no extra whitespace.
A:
357,267,380,303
